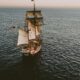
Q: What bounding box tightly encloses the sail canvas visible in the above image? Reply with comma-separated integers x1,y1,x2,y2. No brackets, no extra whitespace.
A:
28,21,36,40
29,26,36,40
17,29,28,46
36,26,40,36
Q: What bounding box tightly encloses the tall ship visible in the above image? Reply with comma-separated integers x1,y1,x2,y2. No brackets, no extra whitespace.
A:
17,0,43,56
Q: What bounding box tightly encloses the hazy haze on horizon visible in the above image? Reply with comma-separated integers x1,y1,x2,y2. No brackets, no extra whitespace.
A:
0,0,80,8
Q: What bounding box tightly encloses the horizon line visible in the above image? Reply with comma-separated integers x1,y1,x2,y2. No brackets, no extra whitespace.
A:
1,6,80,9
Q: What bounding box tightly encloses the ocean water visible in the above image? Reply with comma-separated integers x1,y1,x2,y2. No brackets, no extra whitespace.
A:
0,8,80,80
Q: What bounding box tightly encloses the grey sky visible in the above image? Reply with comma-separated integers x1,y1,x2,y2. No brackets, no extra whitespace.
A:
0,0,80,8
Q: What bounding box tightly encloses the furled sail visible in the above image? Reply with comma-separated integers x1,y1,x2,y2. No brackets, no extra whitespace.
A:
26,11,42,17
26,10,43,25
17,29,28,46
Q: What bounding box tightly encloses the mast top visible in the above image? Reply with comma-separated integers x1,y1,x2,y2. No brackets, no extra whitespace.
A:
31,0,35,11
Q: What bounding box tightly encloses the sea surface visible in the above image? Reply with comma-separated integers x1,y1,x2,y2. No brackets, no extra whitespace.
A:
0,8,80,80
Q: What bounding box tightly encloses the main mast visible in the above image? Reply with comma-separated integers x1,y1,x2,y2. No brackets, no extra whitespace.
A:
33,0,35,11
33,0,36,39
26,0,43,40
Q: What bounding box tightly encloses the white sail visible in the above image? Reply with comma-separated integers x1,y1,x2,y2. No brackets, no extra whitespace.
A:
29,29,36,40
17,29,28,46
36,26,40,36
28,21,36,40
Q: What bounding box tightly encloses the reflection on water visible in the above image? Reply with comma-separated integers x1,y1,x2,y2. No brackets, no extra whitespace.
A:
0,54,40,80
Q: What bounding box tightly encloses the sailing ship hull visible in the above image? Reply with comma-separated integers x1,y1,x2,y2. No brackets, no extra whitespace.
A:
21,45,41,56
17,0,43,56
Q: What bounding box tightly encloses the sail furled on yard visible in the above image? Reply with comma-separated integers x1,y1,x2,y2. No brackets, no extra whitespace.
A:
17,29,28,46
26,10,43,26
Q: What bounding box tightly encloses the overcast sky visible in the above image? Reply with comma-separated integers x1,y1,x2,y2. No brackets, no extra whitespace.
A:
0,0,80,8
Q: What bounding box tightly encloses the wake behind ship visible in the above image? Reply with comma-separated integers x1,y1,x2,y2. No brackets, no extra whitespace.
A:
17,0,43,56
